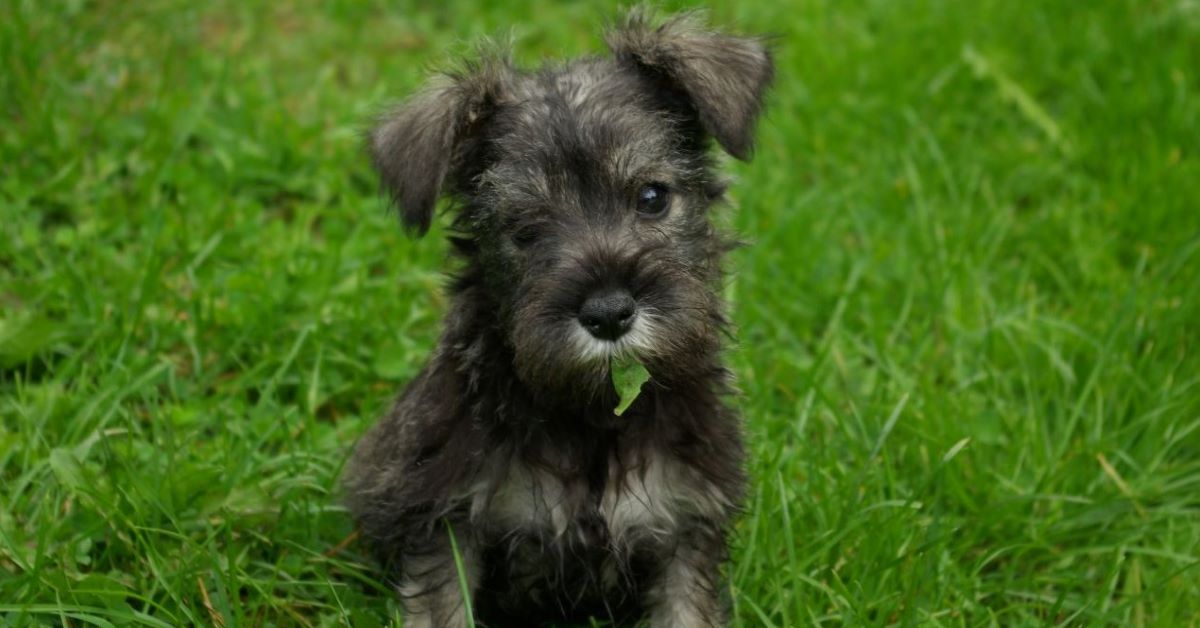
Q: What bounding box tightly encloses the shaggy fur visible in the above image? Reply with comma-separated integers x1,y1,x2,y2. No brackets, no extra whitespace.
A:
345,9,772,627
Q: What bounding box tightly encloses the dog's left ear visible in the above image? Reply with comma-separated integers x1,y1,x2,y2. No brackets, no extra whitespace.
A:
607,10,773,160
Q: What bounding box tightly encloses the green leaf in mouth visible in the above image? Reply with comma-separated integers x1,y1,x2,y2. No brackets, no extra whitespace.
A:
612,358,651,416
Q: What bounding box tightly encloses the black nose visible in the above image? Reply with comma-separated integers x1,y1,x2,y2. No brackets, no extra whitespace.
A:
578,289,637,341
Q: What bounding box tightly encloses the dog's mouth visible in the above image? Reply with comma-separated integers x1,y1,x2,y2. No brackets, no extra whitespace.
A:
509,262,719,394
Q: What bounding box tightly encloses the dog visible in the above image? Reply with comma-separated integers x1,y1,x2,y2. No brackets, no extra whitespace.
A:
344,9,772,627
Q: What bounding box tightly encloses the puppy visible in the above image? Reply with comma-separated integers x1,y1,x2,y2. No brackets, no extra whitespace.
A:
345,9,772,627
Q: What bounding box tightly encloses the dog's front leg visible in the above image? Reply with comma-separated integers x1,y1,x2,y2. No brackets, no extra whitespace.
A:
644,526,730,628
396,529,481,628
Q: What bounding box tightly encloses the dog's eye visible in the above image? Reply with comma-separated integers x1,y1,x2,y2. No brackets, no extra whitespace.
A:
636,183,670,218
511,224,543,249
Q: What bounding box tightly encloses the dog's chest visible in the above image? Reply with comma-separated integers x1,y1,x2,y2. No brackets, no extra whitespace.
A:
473,451,721,549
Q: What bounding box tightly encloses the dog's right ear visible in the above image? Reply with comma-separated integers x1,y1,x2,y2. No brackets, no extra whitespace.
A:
369,54,509,236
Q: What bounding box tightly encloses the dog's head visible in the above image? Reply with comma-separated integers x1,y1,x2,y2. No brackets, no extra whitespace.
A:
369,10,772,393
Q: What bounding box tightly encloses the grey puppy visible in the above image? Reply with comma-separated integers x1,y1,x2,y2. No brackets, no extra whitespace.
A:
345,9,772,627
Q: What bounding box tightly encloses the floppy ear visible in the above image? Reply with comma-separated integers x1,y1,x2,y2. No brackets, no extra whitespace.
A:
606,10,773,160
369,55,508,236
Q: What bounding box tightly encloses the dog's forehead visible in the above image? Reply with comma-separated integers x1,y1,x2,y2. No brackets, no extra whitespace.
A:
490,61,680,180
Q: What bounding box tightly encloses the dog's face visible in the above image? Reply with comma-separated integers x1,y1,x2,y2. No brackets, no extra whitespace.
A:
369,12,772,393
470,63,735,391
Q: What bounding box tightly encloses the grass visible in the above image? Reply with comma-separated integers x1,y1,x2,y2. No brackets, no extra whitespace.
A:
2,0,1198,625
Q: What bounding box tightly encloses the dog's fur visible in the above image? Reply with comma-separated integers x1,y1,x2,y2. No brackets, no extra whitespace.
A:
344,10,772,627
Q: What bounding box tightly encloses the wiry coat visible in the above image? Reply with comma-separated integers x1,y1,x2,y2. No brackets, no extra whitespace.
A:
344,10,772,627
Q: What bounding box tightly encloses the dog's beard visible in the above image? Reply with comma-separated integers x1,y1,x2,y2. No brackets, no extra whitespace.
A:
500,238,726,400
510,312,608,401
509,286,719,400
567,308,665,364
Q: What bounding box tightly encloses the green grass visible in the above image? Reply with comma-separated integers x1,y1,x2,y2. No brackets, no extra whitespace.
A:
2,0,1199,625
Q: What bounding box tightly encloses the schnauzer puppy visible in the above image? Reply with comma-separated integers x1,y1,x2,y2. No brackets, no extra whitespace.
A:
345,9,772,627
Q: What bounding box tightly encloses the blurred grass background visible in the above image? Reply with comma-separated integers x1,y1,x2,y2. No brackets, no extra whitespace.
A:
2,0,1199,625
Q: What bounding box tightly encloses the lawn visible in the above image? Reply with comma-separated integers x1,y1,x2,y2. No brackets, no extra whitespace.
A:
2,0,1199,625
